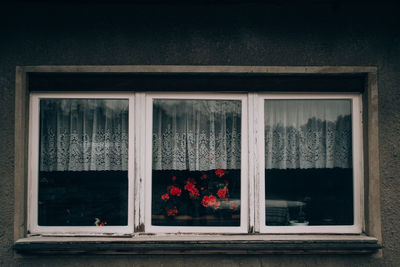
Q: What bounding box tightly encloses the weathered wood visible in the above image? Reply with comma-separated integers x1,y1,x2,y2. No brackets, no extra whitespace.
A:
134,93,146,232
14,235,381,255
248,93,256,233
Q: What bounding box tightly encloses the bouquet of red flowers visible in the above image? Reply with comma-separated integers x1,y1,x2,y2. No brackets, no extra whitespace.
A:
160,168,239,219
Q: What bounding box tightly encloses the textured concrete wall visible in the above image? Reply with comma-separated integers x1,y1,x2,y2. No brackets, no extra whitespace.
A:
1,2,400,266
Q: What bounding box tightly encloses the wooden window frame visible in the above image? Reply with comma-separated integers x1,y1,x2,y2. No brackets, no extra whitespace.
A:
256,93,363,234
27,93,135,235
13,66,382,255
144,93,249,233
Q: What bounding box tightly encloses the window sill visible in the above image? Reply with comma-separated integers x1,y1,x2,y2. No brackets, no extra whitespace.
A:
14,234,381,255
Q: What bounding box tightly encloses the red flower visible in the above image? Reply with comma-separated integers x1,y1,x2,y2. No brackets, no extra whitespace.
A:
215,168,226,178
217,187,229,200
201,196,210,207
200,173,208,180
184,181,195,191
202,195,217,207
230,202,238,211
161,193,169,200
172,176,176,181
170,186,182,196
188,187,200,199
167,206,178,216
209,195,217,205
184,180,199,199
213,201,221,210
99,221,107,226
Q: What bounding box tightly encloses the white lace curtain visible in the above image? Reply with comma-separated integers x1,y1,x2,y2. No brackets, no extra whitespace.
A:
40,99,129,171
265,99,352,169
39,98,350,171
152,99,241,171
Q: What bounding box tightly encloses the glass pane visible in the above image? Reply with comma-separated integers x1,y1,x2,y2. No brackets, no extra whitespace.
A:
264,99,353,226
152,99,241,226
38,99,129,226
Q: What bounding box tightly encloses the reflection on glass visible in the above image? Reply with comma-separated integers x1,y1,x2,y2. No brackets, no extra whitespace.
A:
38,99,129,226
264,99,353,226
152,99,241,226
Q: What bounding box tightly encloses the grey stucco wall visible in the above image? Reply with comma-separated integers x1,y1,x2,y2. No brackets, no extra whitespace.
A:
1,2,399,266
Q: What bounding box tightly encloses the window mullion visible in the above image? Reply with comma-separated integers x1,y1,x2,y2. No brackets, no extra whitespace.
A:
134,93,146,232
248,93,257,233
127,93,135,233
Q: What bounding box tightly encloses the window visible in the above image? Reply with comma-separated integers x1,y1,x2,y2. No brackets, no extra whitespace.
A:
145,94,248,233
257,94,362,234
15,66,381,254
28,91,362,235
28,93,134,234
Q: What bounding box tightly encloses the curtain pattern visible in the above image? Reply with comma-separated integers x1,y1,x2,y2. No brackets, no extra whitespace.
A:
39,98,351,172
152,99,241,171
39,99,129,171
265,99,352,169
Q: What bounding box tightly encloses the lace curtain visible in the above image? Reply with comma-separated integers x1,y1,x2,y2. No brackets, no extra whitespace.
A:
152,99,241,171
265,99,352,169
40,99,129,171
39,98,350,171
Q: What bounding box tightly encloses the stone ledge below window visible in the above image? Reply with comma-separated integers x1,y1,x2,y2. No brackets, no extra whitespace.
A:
14,235,381,255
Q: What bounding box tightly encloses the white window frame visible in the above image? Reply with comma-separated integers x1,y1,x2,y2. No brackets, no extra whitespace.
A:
256,93,363,234
26,91,363,236
144,93,249,233
28,92,135,235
